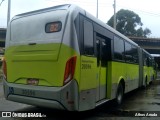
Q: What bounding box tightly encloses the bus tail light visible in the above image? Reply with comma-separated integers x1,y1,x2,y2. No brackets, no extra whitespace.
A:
63,56,77,85
2,58,7,80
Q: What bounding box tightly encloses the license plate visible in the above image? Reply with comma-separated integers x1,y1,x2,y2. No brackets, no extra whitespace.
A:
27,78,39,85
22,89,35,96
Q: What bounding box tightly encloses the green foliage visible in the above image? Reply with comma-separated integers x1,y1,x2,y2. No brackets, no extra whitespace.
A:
107,9,151,37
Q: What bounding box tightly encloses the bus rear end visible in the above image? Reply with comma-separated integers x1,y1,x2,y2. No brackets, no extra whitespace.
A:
3,5,79,111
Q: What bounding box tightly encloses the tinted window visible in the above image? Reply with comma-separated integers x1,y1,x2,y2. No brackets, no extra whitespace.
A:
125,42,133,62
113,36,124,61
96,35,111,67
83,19,94,55
148,57,152,67
132,46,138,63
143,53,148,66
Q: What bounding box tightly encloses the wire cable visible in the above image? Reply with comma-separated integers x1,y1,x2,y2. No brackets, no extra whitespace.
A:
117,5,160,17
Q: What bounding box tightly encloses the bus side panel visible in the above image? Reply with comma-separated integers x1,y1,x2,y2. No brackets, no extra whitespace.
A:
108,61,139,99
79,56,97,111
125,63,139,92
109,61,125,99
107,61,112,99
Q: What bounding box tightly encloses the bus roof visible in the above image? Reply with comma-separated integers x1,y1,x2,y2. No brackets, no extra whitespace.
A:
12,4,71,19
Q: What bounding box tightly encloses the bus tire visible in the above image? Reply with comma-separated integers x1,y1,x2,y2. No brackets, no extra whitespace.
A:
116,83,124,105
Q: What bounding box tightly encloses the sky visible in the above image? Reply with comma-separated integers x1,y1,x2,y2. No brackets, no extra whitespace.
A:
0,0,160,38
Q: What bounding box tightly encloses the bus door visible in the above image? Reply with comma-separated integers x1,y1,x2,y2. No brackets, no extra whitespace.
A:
96,36,108,101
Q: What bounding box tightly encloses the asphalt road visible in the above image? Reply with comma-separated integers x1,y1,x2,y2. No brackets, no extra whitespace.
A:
1,74,160,120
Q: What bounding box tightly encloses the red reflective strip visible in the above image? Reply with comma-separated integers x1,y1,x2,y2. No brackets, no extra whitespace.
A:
2,58,7,79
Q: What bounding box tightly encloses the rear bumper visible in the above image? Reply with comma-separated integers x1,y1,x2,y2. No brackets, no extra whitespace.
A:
3,79,79,111
8,95,65,110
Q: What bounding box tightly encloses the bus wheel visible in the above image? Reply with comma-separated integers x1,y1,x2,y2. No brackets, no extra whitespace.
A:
116,83,124,105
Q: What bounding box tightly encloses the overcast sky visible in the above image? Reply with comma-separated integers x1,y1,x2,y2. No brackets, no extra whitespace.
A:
0,0,160,37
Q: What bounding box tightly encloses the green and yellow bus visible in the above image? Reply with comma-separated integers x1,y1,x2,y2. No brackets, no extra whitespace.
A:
2,4,155,111
142,50,156,86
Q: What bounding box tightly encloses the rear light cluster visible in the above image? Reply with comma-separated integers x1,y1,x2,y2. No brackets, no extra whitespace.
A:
2,57,7,79
63,56,77,85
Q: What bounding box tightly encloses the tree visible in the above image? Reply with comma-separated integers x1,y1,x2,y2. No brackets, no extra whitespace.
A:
107,9,151,37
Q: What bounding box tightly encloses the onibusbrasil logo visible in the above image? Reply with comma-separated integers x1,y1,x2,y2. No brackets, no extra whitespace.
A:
1,112,47,118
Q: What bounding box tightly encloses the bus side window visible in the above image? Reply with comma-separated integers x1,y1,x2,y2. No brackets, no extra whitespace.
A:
101,40,107,60
144,58,147,66
96,39,100,66
101,40,109,66
131,46,138,64
113,36,125,61
147,57,149,66
125,42,133,63
83,19,94,55
143,53,146,66
96,34,111,66
148,57,152,67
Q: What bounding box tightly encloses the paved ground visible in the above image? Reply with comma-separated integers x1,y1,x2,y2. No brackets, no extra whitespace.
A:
0,72,160,120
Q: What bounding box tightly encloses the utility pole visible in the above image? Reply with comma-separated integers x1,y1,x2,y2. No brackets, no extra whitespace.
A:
113,0,116,29
7,0,11,26
97,0,98,18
